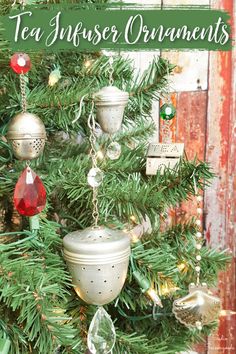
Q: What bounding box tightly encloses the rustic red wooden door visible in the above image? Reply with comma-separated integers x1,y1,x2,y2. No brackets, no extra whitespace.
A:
110,0,234,352
136,0,236,352
205,1,236,353
162,1,236,353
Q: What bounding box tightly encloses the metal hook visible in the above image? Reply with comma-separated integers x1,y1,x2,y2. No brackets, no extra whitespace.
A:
72,94,87,124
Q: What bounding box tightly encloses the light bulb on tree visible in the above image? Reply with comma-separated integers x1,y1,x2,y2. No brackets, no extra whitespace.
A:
160,282,180,296
133,270,163,308
130,215,137,224
130,233,140,244
146,288,163,307
84,59,92,69
177,261,188,273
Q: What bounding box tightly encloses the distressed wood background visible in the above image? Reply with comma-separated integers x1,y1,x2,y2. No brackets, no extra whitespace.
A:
124,0,236,353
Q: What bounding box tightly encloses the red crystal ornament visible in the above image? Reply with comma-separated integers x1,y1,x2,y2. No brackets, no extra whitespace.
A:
14,167,46,216
10,53,31,74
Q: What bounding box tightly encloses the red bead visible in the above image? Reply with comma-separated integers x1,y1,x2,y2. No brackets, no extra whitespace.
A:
14,167,46,216
10,53,31,74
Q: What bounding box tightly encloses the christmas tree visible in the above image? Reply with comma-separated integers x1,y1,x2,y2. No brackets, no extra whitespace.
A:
0,2,230,354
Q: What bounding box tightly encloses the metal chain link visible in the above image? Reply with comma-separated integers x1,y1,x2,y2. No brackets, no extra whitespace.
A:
108,57,114,86
88,101,99,227
162,120,172,144
163,62,171,104
193,178,203,286
88,102,98,169
161,61,173,143
92,188,99,227
20,74,27,112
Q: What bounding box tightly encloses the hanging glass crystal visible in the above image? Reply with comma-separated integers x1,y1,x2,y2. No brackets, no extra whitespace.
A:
87,168,103,188
87,307,116,354
14,166,46,216
106,142,121,160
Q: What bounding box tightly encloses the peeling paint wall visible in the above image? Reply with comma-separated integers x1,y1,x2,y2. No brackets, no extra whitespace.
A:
123,0,236,353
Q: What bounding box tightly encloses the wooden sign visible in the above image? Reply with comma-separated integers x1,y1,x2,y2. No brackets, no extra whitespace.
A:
146,143,184,175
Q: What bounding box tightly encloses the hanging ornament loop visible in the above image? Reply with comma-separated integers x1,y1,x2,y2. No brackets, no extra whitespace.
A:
20,74,27,112
193,179,203,285
108,56,114,86
92,187,99,228
166,64,171,102
88,101,97,169
160,63,176,145
87,101,101,227
72,94,87,124
162,119,172,144
190,172,202,285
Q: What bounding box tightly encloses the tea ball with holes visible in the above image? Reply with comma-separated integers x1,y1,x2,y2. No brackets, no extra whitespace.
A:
63,226,130,306
6,112,46,160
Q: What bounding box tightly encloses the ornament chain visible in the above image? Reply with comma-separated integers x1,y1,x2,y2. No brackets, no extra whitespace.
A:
162,120,172,144
193,179,203,285
163,63,171,104
88,101,99,227
108,57,114,86
195,192,203,285
20,74,27,112
161,63,172,143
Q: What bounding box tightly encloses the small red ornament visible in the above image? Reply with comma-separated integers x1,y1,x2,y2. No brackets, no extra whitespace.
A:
10,53,31,74
14,167,46,216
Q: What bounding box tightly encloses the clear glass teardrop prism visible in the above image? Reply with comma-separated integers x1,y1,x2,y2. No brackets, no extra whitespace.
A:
106,142,121,160
87,168,103,187
87,306,116,354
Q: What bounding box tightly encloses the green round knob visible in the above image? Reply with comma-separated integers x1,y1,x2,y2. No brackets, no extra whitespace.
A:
160,103,176,120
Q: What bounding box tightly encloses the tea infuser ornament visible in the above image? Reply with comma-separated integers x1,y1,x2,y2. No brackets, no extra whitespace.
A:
93,57,129,161
7,112,46,161
172,179,221,329
63,102,130,354
6,53,46,217
146,63,184,175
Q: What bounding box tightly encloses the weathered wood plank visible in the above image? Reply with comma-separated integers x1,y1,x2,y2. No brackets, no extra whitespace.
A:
175,91,207,223
206,0,236,352
124,2,235,353
176,91,206,161
161,51,209,92
162,0,210,93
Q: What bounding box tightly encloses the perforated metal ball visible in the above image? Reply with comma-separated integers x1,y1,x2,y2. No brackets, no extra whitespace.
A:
7,112,46,160
63,226,130,306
